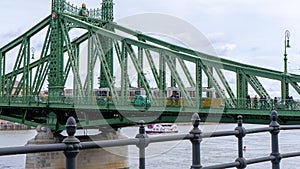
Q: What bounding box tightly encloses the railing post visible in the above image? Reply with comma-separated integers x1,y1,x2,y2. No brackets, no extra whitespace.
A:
269,110,281,169
63,116,80,169
135,120,149,169
190,113,202,169
235,115,247,169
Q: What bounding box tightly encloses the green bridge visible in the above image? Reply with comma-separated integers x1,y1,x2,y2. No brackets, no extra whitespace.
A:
1,0,300,133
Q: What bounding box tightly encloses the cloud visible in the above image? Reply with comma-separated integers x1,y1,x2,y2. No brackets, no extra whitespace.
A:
206,32,227,44
0,29,23,47
216,44,237,56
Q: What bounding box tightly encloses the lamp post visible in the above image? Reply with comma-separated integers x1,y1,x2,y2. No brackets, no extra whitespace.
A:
284,30,291,74
283,30,291,107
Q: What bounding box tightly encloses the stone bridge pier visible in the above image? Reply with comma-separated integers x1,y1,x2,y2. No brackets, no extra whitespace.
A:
25,126,129,169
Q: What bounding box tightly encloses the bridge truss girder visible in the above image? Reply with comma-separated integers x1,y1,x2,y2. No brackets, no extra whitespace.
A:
2,0,300,132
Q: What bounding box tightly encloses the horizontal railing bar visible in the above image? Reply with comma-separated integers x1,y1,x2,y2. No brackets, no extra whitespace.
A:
202,130,239,138
280,126,300,130
148,134,193,143
0,144,67,156
0,126,298,156
246,127,273,134
80,138,139,149
281,152,300,159
202,161,240,169
246,155,275,165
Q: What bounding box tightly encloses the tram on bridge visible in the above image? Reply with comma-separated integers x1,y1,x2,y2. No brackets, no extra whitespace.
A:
92,87,224,108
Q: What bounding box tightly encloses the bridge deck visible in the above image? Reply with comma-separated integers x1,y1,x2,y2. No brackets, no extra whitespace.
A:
0,98,299,132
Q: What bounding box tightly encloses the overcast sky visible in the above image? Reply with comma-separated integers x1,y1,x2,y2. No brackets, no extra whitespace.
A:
2,0,300,71
1,0,300,97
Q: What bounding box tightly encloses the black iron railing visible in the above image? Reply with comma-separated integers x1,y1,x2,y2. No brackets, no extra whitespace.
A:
0,110,300,169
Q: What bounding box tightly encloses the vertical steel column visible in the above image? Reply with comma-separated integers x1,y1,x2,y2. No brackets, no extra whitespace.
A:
269,110,281,169
159,50,166,106
73,44,80,97
196,60,202,109
281,79,288,107
236,70,247,108
24,37,30,97
138,47,143,88
207,67,213,88
235,115,247,169
0,50,3,96
100,0,114,88
190,113,202,169
101,0,114,22
49,0,65,100
63,116,80,169
170,56,176,87
121,41,128,104
135,120,149,169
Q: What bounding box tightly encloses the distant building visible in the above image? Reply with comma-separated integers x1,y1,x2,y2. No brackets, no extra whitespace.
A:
64,89,73,96
0,120,8,125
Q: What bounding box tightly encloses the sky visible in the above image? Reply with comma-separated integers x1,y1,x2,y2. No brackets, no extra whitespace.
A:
1,0,300,98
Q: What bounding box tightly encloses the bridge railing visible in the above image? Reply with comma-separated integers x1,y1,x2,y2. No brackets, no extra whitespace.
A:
229,97,300,110
1,95,300,111
63,1,102,19
0,110,299,169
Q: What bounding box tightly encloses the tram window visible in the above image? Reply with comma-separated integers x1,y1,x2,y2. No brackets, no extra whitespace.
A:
117,91,121,96
101,91,106,96
94,91,99,96
129,91,135,96
97,91,108,97
189,91,195,98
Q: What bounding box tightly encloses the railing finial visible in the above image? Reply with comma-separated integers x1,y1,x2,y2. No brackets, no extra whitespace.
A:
63,116,80,169
191,113,200,128
65,116,77,137
270,110,279,127
237,115,243,127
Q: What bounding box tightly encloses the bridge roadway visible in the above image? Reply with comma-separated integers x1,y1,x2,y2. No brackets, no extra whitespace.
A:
0,96,299,133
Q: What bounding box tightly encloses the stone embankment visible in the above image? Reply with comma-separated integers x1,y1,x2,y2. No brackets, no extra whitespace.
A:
0,121,34,130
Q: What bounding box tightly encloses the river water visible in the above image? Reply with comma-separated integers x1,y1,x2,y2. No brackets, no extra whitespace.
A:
0,123,300,169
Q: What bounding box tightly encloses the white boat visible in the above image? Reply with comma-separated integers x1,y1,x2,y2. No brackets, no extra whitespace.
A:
145,123,178,134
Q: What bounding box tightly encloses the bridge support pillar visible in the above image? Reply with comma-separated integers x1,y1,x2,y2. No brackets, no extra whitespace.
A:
25,126,129,169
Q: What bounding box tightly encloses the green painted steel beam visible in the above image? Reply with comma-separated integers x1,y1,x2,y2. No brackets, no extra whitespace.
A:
290,82,300,95
60,20,85,97
92,34,119,104
109,21,300,83
178,58,195,87
2,28,87,96
1,16,51,53
0,51,3,96
144,49,160,87
247,75,270,98
14,14,298,91
137,47,143,88
3,0,300,132
126,44,157,105
216,68,236,101
203,65,236,108
196,60,202,109
236,69,247,108
62,14,300,85
101,0,114,22
120,40,128,104
159,50,166,106
164,53,194,107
